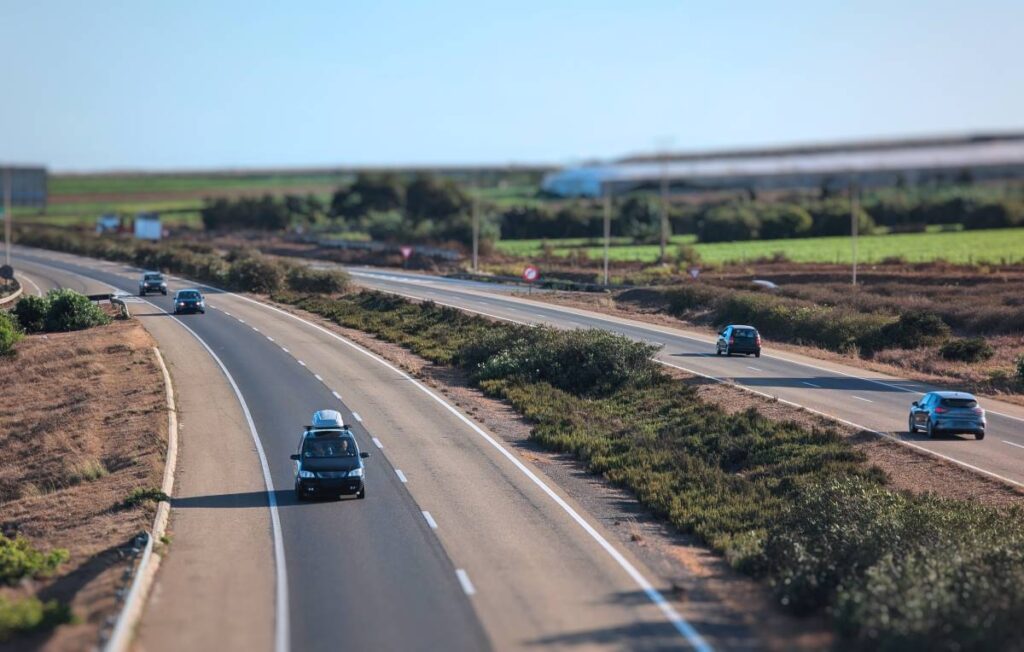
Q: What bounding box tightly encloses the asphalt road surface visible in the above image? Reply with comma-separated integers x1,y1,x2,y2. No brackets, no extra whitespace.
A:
12,249,722,652
343,268,1024,489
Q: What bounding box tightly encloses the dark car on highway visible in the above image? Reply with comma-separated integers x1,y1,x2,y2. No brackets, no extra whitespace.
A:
172,289,206,314
716,325,762,357
138,272,167,296
292,410,369,500
908,391,986,440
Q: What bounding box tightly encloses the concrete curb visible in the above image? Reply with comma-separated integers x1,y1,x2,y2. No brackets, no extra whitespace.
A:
104,347,179,652
0,281,22,306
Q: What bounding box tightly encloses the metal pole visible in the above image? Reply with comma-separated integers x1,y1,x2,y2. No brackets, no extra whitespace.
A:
471,185,479,273
3,168,11,267
602,186,611,286
659,154,668,262
850,180,858,286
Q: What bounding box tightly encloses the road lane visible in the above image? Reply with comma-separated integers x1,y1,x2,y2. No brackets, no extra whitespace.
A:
13,248,729,650
346,268,1024,488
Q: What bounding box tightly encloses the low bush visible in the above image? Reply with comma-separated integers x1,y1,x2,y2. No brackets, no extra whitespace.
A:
940,337,995,362
286,266,350,294
1016,355,1024,384
226,256,286,294
0,312,22,356
861,311,950,353
0,535,69,585
12,295,49,332
273,290,1024,648
42,289,111,332
123,487,170,509
0,597,73,642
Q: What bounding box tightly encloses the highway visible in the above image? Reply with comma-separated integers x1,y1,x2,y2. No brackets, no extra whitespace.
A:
343,268,1024,489
11,249,727,652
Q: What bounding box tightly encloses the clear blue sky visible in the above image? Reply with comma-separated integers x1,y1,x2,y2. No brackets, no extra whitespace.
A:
2,0,1022,171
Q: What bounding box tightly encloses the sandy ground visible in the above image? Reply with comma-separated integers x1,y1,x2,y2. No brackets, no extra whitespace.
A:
0,317,166,651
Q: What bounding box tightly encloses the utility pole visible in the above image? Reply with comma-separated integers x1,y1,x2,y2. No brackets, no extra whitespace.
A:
850,179,859,286
602,184,611,286
471,177,480,273
659,150,669,262
3,168,11,267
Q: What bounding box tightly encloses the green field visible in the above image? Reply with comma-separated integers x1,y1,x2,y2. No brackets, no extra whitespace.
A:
48,172,351,196
496,228,1024,265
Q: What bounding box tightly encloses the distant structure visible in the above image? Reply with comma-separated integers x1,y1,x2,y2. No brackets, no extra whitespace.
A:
134,212,162,240
0,165,47,209
541,133,1024,197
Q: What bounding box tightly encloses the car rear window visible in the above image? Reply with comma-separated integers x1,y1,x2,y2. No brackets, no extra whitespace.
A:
733,329,757,339
941,398,978,408
179,291,200,300
145,274,162,280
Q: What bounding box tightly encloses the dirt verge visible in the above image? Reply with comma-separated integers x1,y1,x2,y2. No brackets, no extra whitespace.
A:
0,318,167,651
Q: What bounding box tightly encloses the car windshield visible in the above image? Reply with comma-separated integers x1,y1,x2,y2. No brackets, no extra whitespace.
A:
178,291,200,300
733,329,757,339
145,274,163,281
941,398,978,408
302,436,357,458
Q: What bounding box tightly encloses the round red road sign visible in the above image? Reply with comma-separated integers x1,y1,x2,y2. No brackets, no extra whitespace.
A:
522,265,539,282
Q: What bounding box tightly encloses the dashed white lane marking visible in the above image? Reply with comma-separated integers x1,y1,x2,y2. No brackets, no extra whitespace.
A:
314,374,323,382
331,390,342,400
455,569,476,596
297,360,306,367
252,326,260,333
854,396,873,403
1003,440,1024,450
267,336,275,342
372,437,383,449
802,381,821,388
281,347,290,353
223,310,231,316
746,366,763,372
395,469,408,483
422,511,438,529
238,318,245,324
352,412,363,422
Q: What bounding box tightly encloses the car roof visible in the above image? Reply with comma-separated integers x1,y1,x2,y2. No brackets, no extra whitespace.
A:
144,271,163,276
726,324,758,330
933,391,977,400
175,288,201,293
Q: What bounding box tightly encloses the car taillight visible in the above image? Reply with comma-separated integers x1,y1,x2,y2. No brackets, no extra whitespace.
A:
729,337,735,344
973,407,984,415
755,335,761,345
934,407,947,413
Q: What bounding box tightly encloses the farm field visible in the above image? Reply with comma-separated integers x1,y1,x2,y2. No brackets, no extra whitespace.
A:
496,228,1024,265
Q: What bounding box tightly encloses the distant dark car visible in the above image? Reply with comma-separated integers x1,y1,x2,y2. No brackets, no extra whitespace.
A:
138,272,167,296
172,289,205,314
716,325,761,357
908,391,985,440
292,410,369,500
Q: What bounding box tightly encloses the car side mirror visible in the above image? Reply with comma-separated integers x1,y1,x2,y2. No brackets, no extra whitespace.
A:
360,452,370,459
290,454,300,461
911,401,919,408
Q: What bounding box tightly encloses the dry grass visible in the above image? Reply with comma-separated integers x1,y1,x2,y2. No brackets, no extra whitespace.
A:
0,318,166,651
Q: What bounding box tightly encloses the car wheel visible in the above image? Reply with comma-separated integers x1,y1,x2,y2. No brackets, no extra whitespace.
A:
200,309,205,314
295,486,306,501
908,415,917,434
755,350,761,358
725,348,732,357
162,290,167,295
357,487,366,499
975,431,985,441
926,419,937,439
716,347,722,356
139,291,145,297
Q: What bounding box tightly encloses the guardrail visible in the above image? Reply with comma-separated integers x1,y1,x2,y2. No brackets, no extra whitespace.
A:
86,293,131,318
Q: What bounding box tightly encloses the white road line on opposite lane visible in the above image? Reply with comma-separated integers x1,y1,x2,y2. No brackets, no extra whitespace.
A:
372,437,383,449
1003,440,1024,450
854,396,873,403
456,569,476,596
332,391,342,400
314,374,323,382
352,412,362,422
281,347,289,353
267,336,275,342
395,469,408,483
422,511,438,529
746,366,763,372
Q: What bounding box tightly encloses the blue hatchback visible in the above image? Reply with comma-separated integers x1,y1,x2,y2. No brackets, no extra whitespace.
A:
908,391,986,440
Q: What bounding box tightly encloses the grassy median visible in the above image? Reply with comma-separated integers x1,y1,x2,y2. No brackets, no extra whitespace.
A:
274,289,1024,651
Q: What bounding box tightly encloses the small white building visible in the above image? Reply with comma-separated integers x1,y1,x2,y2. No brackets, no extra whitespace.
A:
134,212,162,240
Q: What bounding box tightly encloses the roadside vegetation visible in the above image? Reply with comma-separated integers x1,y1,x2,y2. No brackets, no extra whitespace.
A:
0,297,166,648
272,289,1024,650
14,228,349,295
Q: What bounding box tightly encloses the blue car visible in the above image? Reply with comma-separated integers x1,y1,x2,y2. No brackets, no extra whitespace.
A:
908,391,986,440
172,289,205,314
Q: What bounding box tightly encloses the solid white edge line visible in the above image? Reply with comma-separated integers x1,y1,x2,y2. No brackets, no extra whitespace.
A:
657,359,1024,490
853,396,874,403
352,412,362,422
422,511,438,529
395,469,408,483
372,437,383,449
455,569,476,596
200,290,711,651
17,272,44,296
1004,440,1024,450
746,366,763,372
802,381,822,388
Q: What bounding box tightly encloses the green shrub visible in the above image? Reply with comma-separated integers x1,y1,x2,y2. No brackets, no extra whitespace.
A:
43,289,111,332
698,204,760,243
12,295,49,333
759,204,813,240
226,256,286,293
0,597,73,642
286,266,350,294
861,311,950,353
1016,355,1024,384
123,487,170,508
963,201,1024,230
940,337,995,362
0,312,22,356
807,199,875,236
0,535,69,585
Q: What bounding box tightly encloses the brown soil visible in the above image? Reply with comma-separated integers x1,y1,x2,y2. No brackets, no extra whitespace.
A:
0,318,166,651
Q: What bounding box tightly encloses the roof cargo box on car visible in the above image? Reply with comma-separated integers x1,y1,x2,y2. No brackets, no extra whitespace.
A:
311,410,345,429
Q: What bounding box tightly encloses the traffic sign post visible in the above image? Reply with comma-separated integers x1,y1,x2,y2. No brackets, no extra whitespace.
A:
400,246,413,267
522,265,539,294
